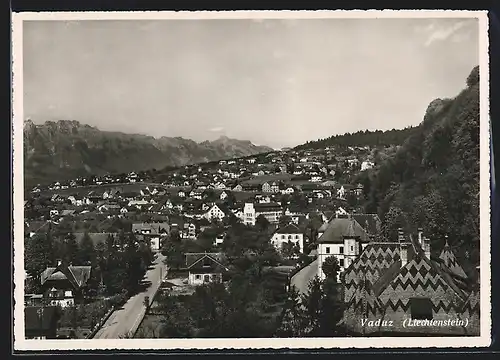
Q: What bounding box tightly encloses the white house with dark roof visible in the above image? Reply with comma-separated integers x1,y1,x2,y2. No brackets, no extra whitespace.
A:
270,223,304,253
40,261,92,307
316,215,371,280
185,253,228,286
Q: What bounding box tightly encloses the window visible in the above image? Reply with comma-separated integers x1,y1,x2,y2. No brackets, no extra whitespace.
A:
195,275,201,280
339,246,344,254
326,247,330,254
281,235,285,240
204,275,210,282
340,259,344,267
410,297,433,320
295,235,299,239
351,246,354,252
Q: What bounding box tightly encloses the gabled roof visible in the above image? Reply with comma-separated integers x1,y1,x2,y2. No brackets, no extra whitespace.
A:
342,237,474,318
41,264,92,290
132,222,170,235
254,202,282,212
349,214,381,235
274,223,302,235
290,259,319,296
438,240,468,278
317,216,370,243
185,253,227,271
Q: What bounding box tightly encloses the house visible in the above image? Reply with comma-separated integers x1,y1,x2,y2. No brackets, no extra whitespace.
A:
204,204,232,221
189,190,203,200
185,252,228,286
67,195,84,207
49,209,59,218
254,202,283,224
281,187,295,195
361,160,375,171
270,182,280,193
132,222,170,251
233,184,243,192
98,204,121,213
262,182,272,193
40,261,92,307
341,230,479,336
270,223,304,254
316,215,371,279
220,191,229,201
128,199,149,207
25,306,59,339
178,190,186,198
214,232,226,246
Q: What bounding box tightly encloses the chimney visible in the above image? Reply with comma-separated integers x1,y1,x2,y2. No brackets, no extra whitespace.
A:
423,236,431,259
397,228,405,243
56,259,62,267
417,228,424,247
400,243,408,267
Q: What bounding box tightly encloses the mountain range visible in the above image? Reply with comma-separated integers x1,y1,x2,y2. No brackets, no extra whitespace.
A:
23,120,273,188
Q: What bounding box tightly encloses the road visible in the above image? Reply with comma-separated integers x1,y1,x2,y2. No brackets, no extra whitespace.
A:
93,253,168,339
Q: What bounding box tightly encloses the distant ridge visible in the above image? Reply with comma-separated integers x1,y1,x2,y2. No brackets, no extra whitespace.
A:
23,120,273,188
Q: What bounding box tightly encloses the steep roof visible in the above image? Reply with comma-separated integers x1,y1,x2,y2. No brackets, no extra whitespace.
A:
185,253,228,272
350,214,381,235
132,222,170,235
275,223,302,235
342,237,473,318
317,216,370,244
41,264,92,290
254,202,282,212
290,259,319,296
438,240,468,278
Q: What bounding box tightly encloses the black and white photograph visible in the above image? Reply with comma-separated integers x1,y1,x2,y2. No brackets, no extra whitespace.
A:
12,10,491,350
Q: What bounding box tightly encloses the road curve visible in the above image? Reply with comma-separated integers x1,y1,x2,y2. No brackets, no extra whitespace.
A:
93,253,167,339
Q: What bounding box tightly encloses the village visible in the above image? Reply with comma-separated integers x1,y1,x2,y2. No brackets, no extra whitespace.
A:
23,143,480,339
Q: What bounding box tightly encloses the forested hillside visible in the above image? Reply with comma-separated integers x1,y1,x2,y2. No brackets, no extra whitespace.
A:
295,127,417,150
357,66,480,270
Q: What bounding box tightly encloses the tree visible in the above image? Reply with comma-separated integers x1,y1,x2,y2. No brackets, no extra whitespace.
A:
24,232,54,292
278,215,292,228
62,232,79,265
255,215,270,231
275,285,307,337
77,232,95,265
322,255,340,280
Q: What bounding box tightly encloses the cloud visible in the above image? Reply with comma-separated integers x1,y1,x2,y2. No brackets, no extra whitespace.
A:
423,21,468,47
209,126,224,132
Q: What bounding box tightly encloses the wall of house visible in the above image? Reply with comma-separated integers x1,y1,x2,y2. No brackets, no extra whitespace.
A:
188,272,222,286
271,233,304,253
317,241,360,280
50,298,74,308
150,237,160,251
243,203,256,225
256,210,280,224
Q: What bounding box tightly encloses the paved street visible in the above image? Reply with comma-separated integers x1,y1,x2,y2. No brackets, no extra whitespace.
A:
93,253,167,339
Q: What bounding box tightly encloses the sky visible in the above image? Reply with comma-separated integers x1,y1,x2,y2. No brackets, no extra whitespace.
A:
23,16,480,149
